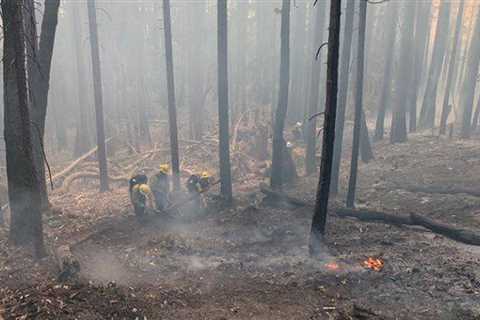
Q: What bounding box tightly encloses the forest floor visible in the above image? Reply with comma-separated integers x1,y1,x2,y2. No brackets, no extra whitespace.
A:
1,132,480,319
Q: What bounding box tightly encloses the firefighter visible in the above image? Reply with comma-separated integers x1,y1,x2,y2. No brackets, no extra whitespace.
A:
130,174,153,220
292,122,303,142
150,164,171,211
186,171,212,213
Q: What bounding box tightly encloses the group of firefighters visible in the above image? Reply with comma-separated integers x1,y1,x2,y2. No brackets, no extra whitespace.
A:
129,164,213,219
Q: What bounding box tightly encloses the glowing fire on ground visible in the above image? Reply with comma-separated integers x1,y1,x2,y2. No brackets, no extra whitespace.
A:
362,257,384,271
324,262,340,271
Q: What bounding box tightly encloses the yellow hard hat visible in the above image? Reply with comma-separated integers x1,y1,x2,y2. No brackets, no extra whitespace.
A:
138,184,151,195
201,171,210,179
159,164,170,173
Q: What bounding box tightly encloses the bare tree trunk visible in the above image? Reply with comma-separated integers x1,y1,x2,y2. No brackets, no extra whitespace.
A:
2,0,45,258
271,0,291,190
305,0,327,176
390,2,415,144
72,2,92,157
330,0,355,193
460,6,480,138
309,0,341,255
374,3,398,141
409,1,431,133
346,0,366,208
27,0,60,209
439,1,464,135
87,0,109,192
217,0,233,203
418,2,451,130
162,0,181,190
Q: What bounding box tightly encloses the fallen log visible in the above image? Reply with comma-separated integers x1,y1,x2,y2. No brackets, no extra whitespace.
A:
410,213,480,245
58,171,128,193
336,208,414,226
52,137,113,182
259,187,480,246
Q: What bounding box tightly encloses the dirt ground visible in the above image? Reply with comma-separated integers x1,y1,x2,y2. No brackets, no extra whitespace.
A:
1,133,480,319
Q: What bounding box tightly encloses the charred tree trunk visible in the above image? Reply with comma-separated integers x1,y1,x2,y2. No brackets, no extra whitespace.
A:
305,0,327,176
330,0,355,193
87,0,109,192
162,0,180,190
390,2,415,144
439,1,464,135
418,2,450,130
409,1,431,133
217,0,233,203
72,3,92,157
460,6,480,138
346,0,367,208
2,0,45,258
27,0,60,209
271,0,291,190
309,0,341,255
374,3,398,141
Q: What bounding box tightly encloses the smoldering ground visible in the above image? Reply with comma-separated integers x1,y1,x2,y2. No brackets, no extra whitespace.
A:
72,195,364,291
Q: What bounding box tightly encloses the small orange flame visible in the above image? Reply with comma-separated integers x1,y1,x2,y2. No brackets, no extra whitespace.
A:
362,257,384,271
325,262,340,271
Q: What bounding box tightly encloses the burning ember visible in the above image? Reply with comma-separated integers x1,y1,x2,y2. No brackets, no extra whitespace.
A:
362,257,384,271
324,262,340,271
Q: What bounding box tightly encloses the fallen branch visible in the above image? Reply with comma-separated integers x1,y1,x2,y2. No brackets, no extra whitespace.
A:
259,187,480,246
52,137,113,182
58,171,128,193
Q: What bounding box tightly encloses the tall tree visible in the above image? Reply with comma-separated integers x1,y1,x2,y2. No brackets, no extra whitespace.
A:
288,1,308,123
187,1,207,140
330,0,355,193
72,3,92,157
373,2,398,141
2,0,45,257
310,0,341,255
390,2,415,143
217,0,233,203
87,0,109,192
162,0,181,190
460,8,480,138
270,0,291,190
346,0,367,208
409,1,431,132
439,1,465,135
305,0,327,175
28,0,60,208
418,2,451,129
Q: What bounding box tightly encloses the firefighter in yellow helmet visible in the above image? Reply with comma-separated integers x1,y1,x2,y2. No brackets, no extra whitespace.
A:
150,164,171,211
130,173,154,220
186,171,212,213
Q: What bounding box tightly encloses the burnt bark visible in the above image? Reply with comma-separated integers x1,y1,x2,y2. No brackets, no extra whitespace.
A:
87,0,109,191
310,0,341,255
374,2,398,141
162,0,181,190
460,5,480,138
217,0,233,203
409,1,431,132
271,0,291,190
390,2,415,144
418,2,451,130
2,0,45,257
330,0,355,193
439,1,464,135
305,0,327,176
346,0,367,208
72,3,92,157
